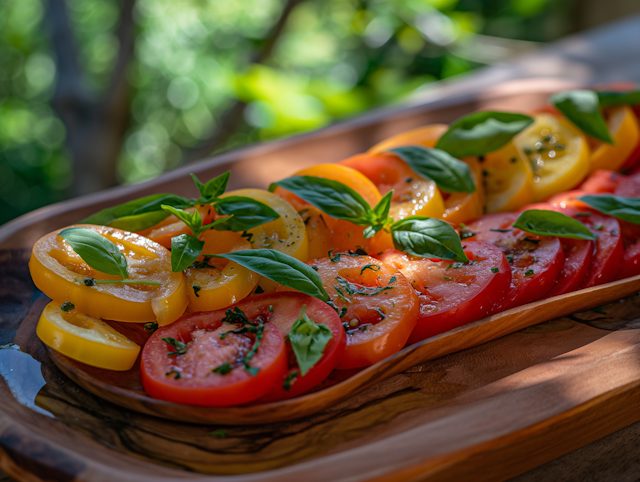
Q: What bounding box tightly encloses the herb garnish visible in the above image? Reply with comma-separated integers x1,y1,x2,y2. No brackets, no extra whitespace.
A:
162,337,187,356
283,371,299,391
144,321,159,334
288,306,333,376
60,301,75,312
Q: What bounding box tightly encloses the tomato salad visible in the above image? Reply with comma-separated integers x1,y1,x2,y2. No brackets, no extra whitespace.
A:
29,86,640,407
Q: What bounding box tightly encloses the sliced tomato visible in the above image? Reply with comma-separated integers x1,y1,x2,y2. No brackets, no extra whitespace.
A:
580,170,624,194
523,203,623,288
545,238,593,297
140,299,289,406
378,242,511,343
254,293,345,402
614,177,640,198
286,254,419,369
617,220,640,280
466,213,564,308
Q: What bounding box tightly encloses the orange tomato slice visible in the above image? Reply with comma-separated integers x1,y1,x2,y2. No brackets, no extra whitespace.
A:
368,124,449,153
441,157,485,223
588,105,640,173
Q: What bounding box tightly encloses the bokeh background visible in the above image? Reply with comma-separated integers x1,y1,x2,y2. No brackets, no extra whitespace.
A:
1,0,639,225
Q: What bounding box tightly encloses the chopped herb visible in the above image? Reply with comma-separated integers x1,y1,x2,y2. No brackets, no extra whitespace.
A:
209,430,227,437
490,267,499,273
242,324,264,375
82,277,96,286
342,321,350,332
525,269,535,277
221,307,250,324
374,307,386,320
593,223,604,231
166,368,181,379
328,248,341,262
533,256,538,263
490,228,512,233
612,230,619,236
162,337,187,356
469,259,478,265
192,284,201,297
339,306,347,317
459,229,476,240
360,325,368,332
60,301,75,312
349,248,368,256
406,177,413,183
446,262,465,270
240,231,253,243
360,264,381,274
389,275,397,284
523,237,540,245
192,259,211,269
269,305,274,312
506,254,514,263
212,362,233,375
444,277,452,281
574,211,591,217
144,321,159,334
255,285,265,294
312,266,319,271
336,276,393,297
283,371,299,391
334,285,350,303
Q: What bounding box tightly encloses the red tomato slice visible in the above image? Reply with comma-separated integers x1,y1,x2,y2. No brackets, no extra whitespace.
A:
254,293,346,403
466,213,564,309
544,238,593,297
616,220,640,280
614,177,640,198
140,300,289,407
378,242,511,343
580,170,623,193
291,254,419,369
524,203,623,288
546,190,590,209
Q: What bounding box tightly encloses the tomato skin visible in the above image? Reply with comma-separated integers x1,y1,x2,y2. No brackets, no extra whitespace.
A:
466,213,564,309
287,255,419,369
614,177,640,198
544,238,593,297
140,301,288,407
378,242,511,343
580,170,623,194
255,293,346,402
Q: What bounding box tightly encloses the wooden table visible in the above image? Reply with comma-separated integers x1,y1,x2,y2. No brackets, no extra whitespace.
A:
2,13,640,482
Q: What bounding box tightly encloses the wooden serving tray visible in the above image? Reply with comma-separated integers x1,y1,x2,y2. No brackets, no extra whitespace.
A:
3,78,640,482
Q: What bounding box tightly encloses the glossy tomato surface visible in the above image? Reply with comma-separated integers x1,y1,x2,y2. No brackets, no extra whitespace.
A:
378,242,511,343
255,293,346,403
291,254,419,369
580,170,623,194
140,296,290,407
466,213,564,309
616,220,640,280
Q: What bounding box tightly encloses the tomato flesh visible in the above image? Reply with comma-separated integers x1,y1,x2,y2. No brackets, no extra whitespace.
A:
616,220,640,280
580,170,623,194
378,242,511,343
140,299,289,407
466,213,564,309
254,293,346,402
297,254,419,369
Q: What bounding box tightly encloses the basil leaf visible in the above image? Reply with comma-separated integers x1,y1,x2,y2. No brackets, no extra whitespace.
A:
288,306,332,376
513,210,595,240
578,195,640,224
58,227,129,279
170,234,204,272
550,90,613,143
391,216,468,262
210,249,329,302
82,193,190,231
597,90,640,108
372,190,393,223
161,204,200,230
275,176,373,226
435,111,534,158
214,196,280,231
191,171,230,201
363,224,384,240
390,146,475,194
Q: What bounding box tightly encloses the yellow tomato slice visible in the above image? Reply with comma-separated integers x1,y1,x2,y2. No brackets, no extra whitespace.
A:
222,188,308,291
37,301,140,370
588,105,640,173
482,142,535,213
184,231,258,311
441,157,485,224
368,124,449,153
514,113,590,202
29,224,188,324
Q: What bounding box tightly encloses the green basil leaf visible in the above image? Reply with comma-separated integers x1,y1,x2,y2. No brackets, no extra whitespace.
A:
597,90,640,108
288,306,333,376
58,227,129,279
161,204,199,229
578,195,640,224
550,90,613,144
390,146,475,193
391,216,468,262
275,176,373,226
82,193,190,231
170,234,204,272
191,171,230,201
214,196,280,231
363,224,384,240
513,210,595,240
210,249,329,302
372,190,393,224
435,111,534,158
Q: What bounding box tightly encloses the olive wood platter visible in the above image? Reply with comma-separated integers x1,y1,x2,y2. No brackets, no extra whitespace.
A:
6,78,640,482
46,274,640,425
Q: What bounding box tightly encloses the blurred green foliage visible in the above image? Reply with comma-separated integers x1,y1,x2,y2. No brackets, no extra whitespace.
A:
0,0,572,225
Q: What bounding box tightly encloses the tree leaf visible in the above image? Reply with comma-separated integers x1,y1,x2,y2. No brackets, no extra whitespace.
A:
597,90,640,108
170,233,204,272
210,249,329,302
435,111,534,158
191,171,230,201
550,90,613,143
58,227,129,279
82,193,190,231
391,216,468,262
275,176,373,225
513,210,595,240
214,196,280,231
390,146,475,193
578,195,640,224
288,306,332,376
